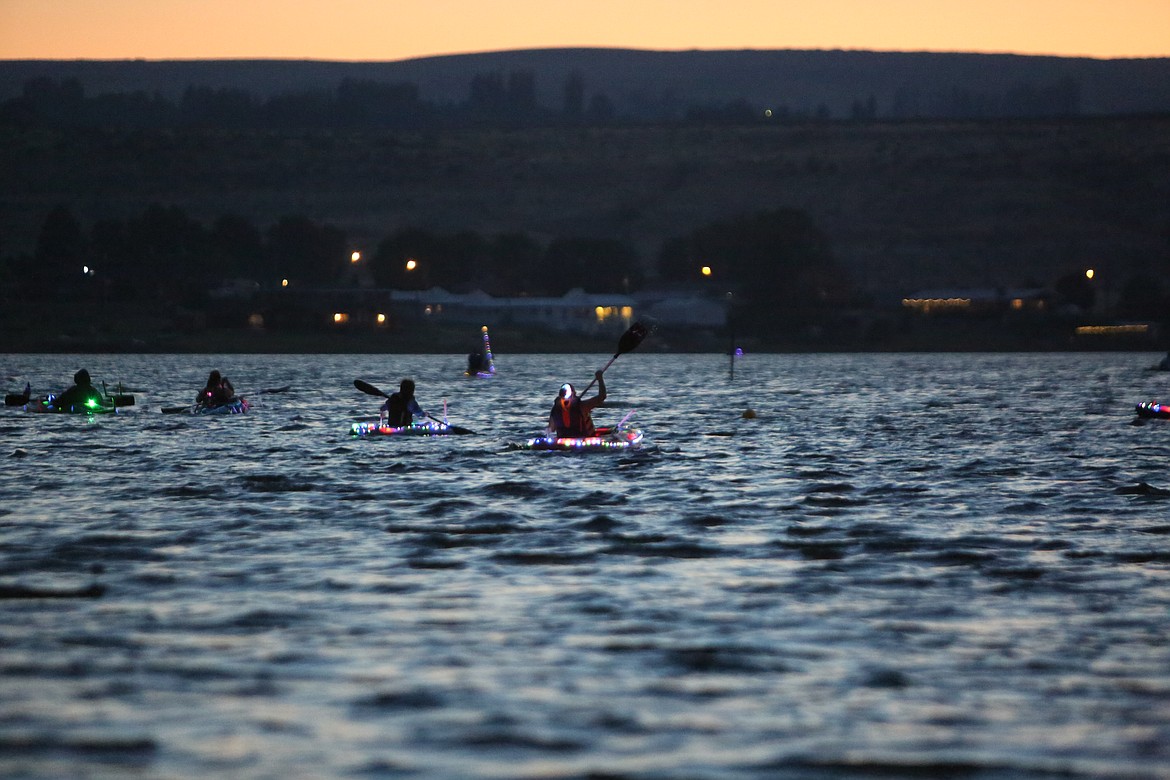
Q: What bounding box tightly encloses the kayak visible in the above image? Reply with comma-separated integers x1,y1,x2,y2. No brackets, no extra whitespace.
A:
514,426,644,452
24,395,118,414
1135,401,1170,419
351,419,462,437
465,325,496,377
162,397,250,415
194,398,250,415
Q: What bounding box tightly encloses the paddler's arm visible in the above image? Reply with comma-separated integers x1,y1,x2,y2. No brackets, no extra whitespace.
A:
591,371,606,404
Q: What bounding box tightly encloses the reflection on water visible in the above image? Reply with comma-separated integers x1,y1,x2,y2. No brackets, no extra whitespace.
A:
1,352,1169,778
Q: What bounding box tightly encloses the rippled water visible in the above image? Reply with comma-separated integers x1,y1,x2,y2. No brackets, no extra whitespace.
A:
2,351,1169,779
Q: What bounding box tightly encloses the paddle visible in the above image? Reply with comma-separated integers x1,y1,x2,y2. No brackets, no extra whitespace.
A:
104,382,135,407
4,383,30,407
353,379,476,435
578,321,651,396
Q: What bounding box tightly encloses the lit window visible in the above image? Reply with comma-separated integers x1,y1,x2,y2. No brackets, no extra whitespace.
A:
334,313,349,324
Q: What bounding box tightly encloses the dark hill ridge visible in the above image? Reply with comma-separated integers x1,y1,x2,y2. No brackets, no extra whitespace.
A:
2,48,1170,118
2,115,1168,303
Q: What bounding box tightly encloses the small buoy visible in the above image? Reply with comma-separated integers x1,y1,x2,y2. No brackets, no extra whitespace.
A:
742,409,757,419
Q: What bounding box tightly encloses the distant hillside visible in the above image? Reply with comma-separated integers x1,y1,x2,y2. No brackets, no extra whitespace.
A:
2,115,1168,305
2,48,1170,120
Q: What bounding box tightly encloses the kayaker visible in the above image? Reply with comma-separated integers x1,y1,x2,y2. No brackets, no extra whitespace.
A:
53,369,105,412
196,370,235,407
467,350,486,374
548,371,606,438
381,378,426,427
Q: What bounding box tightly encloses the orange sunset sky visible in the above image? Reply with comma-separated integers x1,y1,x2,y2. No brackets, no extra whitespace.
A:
1,0,1168,61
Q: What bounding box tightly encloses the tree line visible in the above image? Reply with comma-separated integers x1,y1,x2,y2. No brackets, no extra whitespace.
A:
0,203,854,331
0,72,1085,132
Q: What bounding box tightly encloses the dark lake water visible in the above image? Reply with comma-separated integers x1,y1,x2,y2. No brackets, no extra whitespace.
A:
2,351,1169,779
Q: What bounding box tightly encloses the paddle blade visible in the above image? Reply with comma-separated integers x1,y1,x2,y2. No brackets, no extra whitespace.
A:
616,321,650,356
354,379,389,398
446,424,476,435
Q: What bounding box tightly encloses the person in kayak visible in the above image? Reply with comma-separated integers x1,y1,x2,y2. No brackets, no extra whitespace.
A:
53,369,105,411
196,370,235,407
467,350,487,374
381,378,426,427
548,371,606,438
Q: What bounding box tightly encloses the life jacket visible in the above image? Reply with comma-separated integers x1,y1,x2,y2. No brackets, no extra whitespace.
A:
197,382,232,406
384,393,413,427
551,395,595,437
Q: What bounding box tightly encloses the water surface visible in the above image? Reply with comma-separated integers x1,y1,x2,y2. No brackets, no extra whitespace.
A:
1,352,1168,778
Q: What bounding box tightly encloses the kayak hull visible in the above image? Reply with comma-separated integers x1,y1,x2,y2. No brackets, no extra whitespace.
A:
24,396,117,414
515,427,644,452
193,398,250,415
351,420,459,437
1135,401,1170,419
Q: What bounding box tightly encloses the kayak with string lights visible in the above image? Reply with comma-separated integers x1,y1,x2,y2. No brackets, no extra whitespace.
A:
350,419,462,437
23,395,119,414
513,426,644,452
1135,401,1170,420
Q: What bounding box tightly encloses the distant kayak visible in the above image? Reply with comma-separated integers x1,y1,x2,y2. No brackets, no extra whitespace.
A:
513,426,644,452
465,325,496,377
194,398,250,415
1135,402,1170,419
351,419,463,437
24,395,118,414
162,397,250,415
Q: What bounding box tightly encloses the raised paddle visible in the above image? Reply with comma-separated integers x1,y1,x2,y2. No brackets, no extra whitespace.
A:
353,379,475,435
578,321,651,396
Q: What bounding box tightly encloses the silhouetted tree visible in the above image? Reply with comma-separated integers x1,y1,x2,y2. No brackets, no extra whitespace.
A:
563,71,585,119
542,237,641,295
371,228,486,291
265,216,348,287
1053,270,1096,313
657,208,849,331
208,214,265,281
180,86,257,127
335,79,422,126
485,232,543,295
31,204,87,297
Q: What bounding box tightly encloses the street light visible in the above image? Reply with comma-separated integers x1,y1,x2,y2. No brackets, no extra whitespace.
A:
405,258,418,272
351,251,361,263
